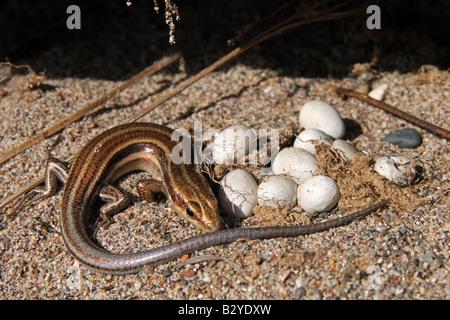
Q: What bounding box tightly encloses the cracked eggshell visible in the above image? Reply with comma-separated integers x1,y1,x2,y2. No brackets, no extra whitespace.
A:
297,175,340,213
293,129,333,154
218,169,258,218
271,147,318,184
374,156,416,187
257,175,297,208
213,125,257,164
299,100,345,139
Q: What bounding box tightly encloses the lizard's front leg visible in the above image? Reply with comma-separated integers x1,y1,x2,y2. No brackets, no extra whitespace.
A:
94,179,163,233
33,158,70,197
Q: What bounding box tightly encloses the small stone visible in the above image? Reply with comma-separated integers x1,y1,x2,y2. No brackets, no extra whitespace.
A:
367,265,380,274
413,245,425,254
368,83,388,101
180,254,190,262
182,270,196,278
310,287,323,300
429,259,443,271
354,84,370,94
293,287,306,299
418,254,433,263
383,128,422,148
162,269,172,277
445,282,450,296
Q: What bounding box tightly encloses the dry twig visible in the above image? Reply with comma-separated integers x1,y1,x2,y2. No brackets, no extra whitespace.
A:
0,53,182,166
336,87,450,139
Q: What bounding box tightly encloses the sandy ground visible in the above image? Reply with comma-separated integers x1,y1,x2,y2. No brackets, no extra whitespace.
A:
0,2,449,300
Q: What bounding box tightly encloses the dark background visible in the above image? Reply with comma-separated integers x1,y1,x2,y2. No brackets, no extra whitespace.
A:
1,0,449,80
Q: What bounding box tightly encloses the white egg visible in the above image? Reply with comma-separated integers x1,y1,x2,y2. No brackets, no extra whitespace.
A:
297,175,340,213
298,100,345,139
218,169,258,218
368,83,388,101
257,175,297,208
271,147,318,184
331,139,359,160
374,156,416,187
213,125,257,164
293,129,333,154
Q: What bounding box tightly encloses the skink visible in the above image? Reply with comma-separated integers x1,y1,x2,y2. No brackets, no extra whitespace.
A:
33,123,388,274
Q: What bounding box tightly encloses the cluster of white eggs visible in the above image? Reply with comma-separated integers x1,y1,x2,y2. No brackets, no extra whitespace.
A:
215,100,358,218
213,85,416,219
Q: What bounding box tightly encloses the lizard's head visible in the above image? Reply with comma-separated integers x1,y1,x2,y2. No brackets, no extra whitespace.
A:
169,177,222,232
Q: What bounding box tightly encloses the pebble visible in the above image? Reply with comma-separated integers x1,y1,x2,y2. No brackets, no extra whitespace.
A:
310,287,323,300
257,175,297,208
293,128,333,154
293,287,307,299
383,128,422,148
218,169,258,218
298,100,345,139
271,147,318,184
418,254,433,263
368,83,388,101
430,259,443,271
163,269,172,277
182,270,196,278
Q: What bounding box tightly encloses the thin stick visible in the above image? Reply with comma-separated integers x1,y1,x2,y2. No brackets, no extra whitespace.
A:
1,177,45,211
132,9,359,121
337,88,450,139
0,53,181,165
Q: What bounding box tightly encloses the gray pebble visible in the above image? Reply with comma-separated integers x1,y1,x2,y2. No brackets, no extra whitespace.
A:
310,287,323,300
429,259,443,271
162,269,172,277
293,287,306,299
383,128,422,148
418,254,433,263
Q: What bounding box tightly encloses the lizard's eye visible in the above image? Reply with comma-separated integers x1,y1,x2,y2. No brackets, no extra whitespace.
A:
186,201,202,218
186,208,195,218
